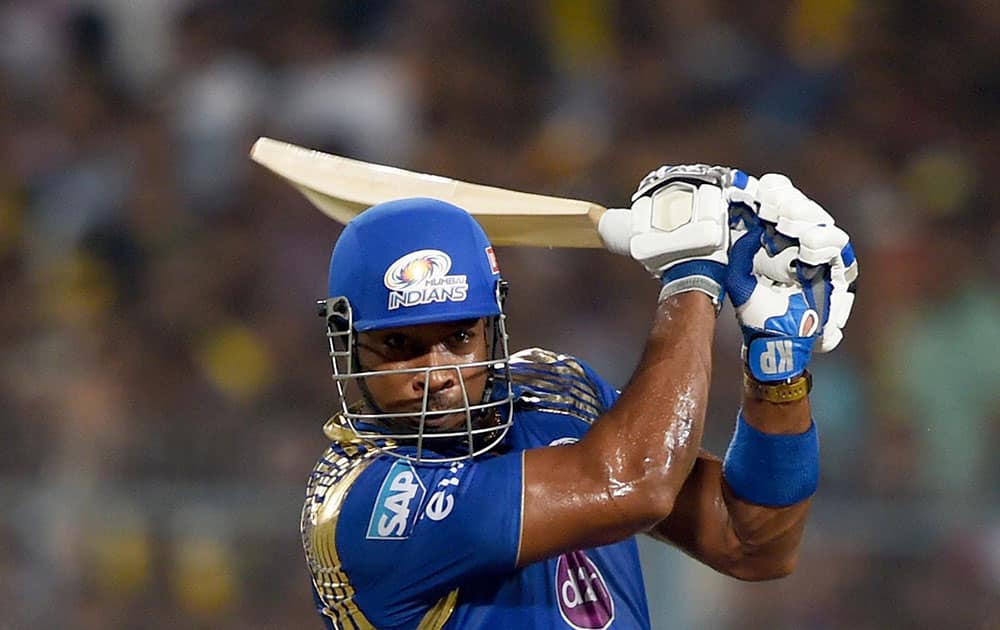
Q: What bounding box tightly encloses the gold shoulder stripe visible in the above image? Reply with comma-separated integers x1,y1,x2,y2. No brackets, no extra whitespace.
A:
510,347,587,371
509,347,607,423
303,447,380,629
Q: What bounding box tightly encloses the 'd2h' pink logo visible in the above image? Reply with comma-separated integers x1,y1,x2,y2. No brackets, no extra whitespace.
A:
555,551,615,629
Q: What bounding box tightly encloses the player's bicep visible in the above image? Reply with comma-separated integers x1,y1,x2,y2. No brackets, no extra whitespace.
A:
518,440,668,567
335,453,523,608
518,362,645,566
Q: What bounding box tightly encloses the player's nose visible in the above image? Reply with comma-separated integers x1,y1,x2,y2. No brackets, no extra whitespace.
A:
413,349,458,394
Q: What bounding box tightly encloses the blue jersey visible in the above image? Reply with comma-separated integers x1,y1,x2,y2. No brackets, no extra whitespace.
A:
301,348,651,629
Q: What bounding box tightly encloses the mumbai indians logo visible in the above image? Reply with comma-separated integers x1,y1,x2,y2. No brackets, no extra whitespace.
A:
384,249,469,310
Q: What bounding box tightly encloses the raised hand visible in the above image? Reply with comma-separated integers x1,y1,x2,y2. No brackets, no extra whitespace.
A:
725,174,858,381
599,164,735,311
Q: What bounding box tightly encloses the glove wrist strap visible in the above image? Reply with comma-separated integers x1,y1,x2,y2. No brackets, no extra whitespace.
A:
659,260,726,314
658,277,723,312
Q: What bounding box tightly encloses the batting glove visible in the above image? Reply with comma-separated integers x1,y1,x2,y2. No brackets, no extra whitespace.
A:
599,164,734,311
726,174,859,381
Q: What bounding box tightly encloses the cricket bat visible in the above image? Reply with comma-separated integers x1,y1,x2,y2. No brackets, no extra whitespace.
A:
250,137,607,248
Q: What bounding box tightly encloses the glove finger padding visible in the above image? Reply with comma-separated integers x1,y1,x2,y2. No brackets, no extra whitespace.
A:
799,225,857,353
753,235,799,285
723,170,761,217
752,178,845,274
757,173,835,225
725,170,762,255
597,208,632,256
725,171,859,374
798,223,849,266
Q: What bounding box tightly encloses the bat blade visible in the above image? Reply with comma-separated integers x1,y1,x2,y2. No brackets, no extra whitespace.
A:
250,137,607,248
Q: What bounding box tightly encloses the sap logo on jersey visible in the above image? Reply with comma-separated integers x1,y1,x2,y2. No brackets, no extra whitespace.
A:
367,461,427,540
383,249,468,311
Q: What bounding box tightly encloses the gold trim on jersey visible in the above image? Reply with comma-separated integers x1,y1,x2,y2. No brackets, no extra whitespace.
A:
509,348,606,423
302,432,381,629
417,588,459,630
302,420,460,629
323,415,367,443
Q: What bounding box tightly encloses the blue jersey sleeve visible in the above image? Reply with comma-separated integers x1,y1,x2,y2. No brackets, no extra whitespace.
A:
336,450,523,627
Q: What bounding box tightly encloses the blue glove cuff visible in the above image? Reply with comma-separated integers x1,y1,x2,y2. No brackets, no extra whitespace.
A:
723,412,819,507
661,260,727,286
659,260,727,312
744,334,814,381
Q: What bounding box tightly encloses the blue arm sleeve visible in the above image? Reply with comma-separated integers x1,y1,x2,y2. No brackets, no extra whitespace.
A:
336,450,523,626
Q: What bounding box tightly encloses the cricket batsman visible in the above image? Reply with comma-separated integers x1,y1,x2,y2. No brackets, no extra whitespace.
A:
300,165,858,628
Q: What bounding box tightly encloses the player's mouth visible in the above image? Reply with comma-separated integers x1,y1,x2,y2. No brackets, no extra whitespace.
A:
419,411,469,430
386,398,469,429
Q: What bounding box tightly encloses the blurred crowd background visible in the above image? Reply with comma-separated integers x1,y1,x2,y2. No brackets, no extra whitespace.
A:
1,0,998,628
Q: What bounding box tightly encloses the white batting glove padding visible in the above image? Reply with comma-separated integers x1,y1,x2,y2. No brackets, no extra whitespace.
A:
599,180,729,279
752,246,800,286
798,223,849,266
756,174,833,225
597,208,633,256
740,174,858,353
806,224,856,353
724,171,761,216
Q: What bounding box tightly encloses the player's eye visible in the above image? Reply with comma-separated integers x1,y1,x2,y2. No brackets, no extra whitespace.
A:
382,333,409,350
450,329,474,345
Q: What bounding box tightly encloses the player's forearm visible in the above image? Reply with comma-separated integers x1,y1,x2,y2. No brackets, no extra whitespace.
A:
742,391,811,434
650,393,815,580
580,291,715,522
718,394,814,577
650,450,810,581
718,485,811,579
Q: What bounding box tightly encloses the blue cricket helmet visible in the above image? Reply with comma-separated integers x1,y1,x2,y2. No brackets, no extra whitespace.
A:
327,198,502,331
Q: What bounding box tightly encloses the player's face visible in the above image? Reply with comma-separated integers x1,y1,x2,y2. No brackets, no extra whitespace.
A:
356,318,490,430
